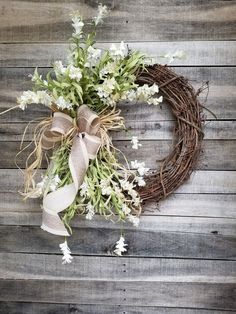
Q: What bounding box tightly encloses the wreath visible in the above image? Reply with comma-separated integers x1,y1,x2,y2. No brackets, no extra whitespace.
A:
1,5,204,263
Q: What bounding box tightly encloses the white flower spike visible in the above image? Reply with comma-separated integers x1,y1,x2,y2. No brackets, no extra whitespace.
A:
85,202,95,220
131,136,142,150
114,235,128,256
94,4,109,25
71,11,84,37
59,240,73,264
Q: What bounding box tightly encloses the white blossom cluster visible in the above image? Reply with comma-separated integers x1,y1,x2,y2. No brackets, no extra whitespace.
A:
80,182,89,197
109,41,128,60
96,77,118,106
85,46,102,67
93,4,109,26
17,90,52,110
36,174,61,196
59,240,73,264
85,202,95,220
54,61,82,82
122,83,163,106
17,89,74,111
163,50,185,64
131,160,150,188
113,235,128,256
71,11,84,37
120,179,141,208
55,96,73,110
99,62,116,79
131,136,142,150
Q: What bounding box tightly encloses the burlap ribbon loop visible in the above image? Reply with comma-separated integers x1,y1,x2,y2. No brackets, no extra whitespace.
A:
41,105,101,236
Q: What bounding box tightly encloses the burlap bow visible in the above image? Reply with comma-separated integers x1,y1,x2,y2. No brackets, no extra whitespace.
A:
41,105,101,236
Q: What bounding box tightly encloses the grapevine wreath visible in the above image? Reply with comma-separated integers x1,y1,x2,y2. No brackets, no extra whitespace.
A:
3,5,204,263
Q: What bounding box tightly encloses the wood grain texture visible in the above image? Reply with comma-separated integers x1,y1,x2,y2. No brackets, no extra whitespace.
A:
1,0,236,311
1,253,235,280
0,223,235,259
0,302,234,314
0,254,235,310
0,193,235,219
1,66,235,122
1,121,236,141
1,41,236,67
0,0,236,42
1,213,236,236
0,279,235,309
1,170,235,194
1,140,235,170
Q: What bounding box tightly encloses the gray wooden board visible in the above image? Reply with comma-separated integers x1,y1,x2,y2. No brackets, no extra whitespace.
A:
1,139,235,171
1,66,235,121
1,121,236,141
0,213,236,237
1,253,235,280
0,224,235,259
1,41,236,67
0,279,235,309
1,169,236,194
0,193,235,219
1,1,236,311
0,254,235,310
0,302,235,314
1,1,236,42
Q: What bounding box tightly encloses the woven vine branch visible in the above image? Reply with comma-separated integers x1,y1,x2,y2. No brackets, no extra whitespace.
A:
136,64,205,202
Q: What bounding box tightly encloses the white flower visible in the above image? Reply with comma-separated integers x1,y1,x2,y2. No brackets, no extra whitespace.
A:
17,90,52,110
163,50,185,64
131,136,142,150
163,53,174,64
36,174,61,194
120,179,134,192
110,41,128,60
128,188,138,199
85,202,95,220
17,91,39,110
114,186,125,199
71,12,84,37
49,174,61,191
99,62,116,79
100,179,113,195
122,89,137,102
59,240,73,264
37,91,52,107
132,197,141,207
136,176,146,187
131,160,149,176
85,46,101,67
127,215,140,227
80,182,88,197
136,84,159,101
147,96,163,106
29,68,42,82
174,50,185,59
68,65,82,81
137,165,149,176
122,203,131,215
96,77,116,99
113,235,128,256
54,61,66,76
55,96,73,110
131,160,145,169
94,4,109,26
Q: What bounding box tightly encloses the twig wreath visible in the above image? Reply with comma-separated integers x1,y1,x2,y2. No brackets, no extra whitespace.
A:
136,65,204,201
1,5,204,263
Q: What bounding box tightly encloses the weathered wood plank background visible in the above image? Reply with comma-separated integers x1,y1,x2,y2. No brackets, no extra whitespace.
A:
0,0,236,313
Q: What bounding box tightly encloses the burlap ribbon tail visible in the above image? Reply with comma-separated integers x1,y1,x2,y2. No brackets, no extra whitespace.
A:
41,105,101,236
